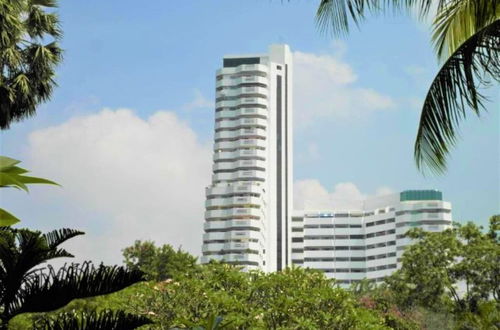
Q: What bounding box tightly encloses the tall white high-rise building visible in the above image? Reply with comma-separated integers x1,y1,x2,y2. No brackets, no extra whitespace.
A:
201,45,293,272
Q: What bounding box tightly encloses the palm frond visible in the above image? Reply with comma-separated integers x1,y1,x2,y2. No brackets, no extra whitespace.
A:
432,0,500,60
315,0,448,36
11,262,144,316
415,19,500,174
0,208,21,226
33,310,152,330
43,228,84,250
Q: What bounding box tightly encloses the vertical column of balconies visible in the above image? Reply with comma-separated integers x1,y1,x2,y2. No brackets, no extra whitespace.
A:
202,64,270,269
394,200,452,267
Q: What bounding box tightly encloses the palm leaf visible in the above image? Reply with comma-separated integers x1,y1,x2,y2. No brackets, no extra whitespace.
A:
432,0,500,60
0,156,59,191
0,156,21,171
14,175,59,186
33,310,151,330
415,19,500,173
10,262,144,317
315,0,448,36
0,173,29,191
43,228,84,249
0,208,21,226
0,228,77,317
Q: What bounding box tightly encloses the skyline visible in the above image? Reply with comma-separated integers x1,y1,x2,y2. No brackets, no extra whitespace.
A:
1,1,498,265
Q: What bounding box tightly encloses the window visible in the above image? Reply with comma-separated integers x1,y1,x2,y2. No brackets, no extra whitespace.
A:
277,65,282,70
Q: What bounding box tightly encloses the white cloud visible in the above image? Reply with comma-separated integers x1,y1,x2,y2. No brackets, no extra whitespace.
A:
293,50,395,127
28,109,211,264
294,179,394,210
182,89,214,111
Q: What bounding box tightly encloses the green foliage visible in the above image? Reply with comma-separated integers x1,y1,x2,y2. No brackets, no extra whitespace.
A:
0,0,63,129
487,214,500,241
0,156,59,226
415,19,500,174
123,263,389,329
386,220,500,320
454,300,500,329
32,310,152,330
432,0,500,59
122,240,198,281
0,227,146,329
353,283,420,329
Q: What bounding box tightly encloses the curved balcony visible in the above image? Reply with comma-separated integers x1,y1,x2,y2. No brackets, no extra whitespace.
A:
216,86,268,99
203,219,263,231
202,241,262,254
216,108,267,121
215,139,267,151
216,97,268,109
205,207,264,220
213,159,266,172
216,64,268,76
212,169,266,183
203,230,264,243
206,183,264,198
215,117,267,131
214,149,266,162
215,128,266,141
202,253,262,265
205,196,263,209
216,76,268,89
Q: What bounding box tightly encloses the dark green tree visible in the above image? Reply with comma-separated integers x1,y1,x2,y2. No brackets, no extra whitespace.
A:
33,310,151,330
386,220,500,328
126,263,390,329
487,214,500,241
122,240,198,281
0,227,151,329
0,0,63,129
315,0,499,173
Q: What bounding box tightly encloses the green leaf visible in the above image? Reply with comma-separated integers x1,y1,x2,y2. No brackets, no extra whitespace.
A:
0,172,29,191
3,165,29,175
15,175,59,186
0,208,21,226
0,156,21,171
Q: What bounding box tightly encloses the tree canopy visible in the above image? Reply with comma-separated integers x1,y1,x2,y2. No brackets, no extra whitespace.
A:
0,0,63,129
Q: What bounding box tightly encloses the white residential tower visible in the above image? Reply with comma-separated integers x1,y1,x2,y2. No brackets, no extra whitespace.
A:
201,45,293,272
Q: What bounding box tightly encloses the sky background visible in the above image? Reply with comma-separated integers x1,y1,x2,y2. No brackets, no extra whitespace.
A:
1,1,499,265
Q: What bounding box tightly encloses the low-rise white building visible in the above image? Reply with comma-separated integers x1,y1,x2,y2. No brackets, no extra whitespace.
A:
291,190,452,286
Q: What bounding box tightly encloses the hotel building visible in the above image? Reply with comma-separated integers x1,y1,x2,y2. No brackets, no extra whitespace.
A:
291,190,453,285
201,45,293,272
201,45,453,282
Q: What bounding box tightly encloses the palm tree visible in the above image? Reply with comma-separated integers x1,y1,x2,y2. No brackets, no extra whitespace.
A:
0,227,151,329
316,0,499,173
0,0,63,129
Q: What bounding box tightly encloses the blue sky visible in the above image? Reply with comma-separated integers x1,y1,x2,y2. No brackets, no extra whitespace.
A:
1,1,499,264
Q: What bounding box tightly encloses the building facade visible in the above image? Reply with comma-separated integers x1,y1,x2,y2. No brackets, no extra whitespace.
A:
201,45,293,272
291,190,452,286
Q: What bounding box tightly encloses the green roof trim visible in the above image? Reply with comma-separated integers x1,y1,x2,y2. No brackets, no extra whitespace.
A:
400,190,442,202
